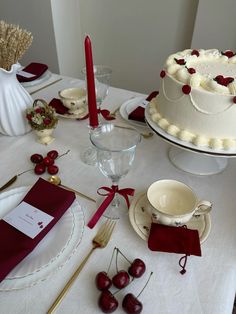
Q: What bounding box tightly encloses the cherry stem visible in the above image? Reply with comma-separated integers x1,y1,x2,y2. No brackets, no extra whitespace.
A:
115,247,119,273
107,247,116,275
17,168,34,176
136,272,153,299
116,247,131,264
57,149,70,160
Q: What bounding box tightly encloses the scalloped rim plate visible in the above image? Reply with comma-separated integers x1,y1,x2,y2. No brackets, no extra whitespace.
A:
129,191,211,244
119,97,148,128
0,186,85,291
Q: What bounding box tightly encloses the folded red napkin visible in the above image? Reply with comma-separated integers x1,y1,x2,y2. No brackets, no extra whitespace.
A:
128,91,159,123
0,178,75,282
17,62,48,82
148,223,201,274
49,98,69,115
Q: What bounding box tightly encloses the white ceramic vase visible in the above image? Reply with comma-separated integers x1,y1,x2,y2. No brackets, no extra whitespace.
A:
34,128,55,145
0,63,33,136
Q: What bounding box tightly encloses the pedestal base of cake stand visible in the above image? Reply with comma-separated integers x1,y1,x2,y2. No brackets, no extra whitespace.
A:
168,146,228,175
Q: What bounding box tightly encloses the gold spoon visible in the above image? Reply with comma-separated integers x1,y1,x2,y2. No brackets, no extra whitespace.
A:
48,176,96,203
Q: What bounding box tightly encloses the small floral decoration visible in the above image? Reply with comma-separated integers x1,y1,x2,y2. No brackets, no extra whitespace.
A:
26,99,58,131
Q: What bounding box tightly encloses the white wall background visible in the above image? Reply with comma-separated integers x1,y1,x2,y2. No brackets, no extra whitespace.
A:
1,0,236,94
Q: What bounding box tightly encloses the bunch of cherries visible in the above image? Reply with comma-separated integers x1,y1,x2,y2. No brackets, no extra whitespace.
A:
95,247,152,314
30,150,60,175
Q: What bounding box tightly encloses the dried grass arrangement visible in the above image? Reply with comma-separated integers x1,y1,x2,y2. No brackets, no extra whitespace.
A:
0,20,33,71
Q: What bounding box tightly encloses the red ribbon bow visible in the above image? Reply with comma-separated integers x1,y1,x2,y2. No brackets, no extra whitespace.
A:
87,185,135,229
98,109,115,120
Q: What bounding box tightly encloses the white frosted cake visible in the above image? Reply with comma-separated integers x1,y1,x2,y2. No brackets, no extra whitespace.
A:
149,49,236,150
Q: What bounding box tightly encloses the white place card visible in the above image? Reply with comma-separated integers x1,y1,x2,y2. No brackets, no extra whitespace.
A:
3,202,54,239
17,70,35,78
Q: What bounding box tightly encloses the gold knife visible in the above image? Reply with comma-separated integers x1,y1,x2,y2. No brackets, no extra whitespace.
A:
0,175,17,192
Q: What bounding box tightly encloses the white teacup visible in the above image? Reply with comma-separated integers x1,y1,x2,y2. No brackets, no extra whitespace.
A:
146,179,212,226
58,87,87,115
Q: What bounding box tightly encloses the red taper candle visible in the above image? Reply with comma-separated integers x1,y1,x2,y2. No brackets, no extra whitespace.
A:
84,35,99,128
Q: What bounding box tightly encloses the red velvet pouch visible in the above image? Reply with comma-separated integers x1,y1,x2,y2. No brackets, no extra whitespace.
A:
128,91,159,122
17,62,48,82
148,223,201,274
0,178,75,282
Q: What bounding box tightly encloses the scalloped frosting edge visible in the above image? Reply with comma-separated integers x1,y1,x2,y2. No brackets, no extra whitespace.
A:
149,99,236,150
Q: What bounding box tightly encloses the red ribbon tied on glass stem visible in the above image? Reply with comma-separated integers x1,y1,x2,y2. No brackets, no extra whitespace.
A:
87,185,135,229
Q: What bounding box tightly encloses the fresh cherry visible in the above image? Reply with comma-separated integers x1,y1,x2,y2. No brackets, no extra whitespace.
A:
34,163,46,175
112,270,130,289
47,150,59,160
43,156,54,166
122,293,143,314
47,165,59,175
30,153,43,164
128,259,146,278
98,290,118,313
95,271,112,291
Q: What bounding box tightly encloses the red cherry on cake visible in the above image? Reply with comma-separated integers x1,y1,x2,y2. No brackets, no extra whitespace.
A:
182,84,191,94
128,259,146,278
233,96,236,104
34,163,46,175
174,58,186,65
187,67,196,74
122,293,143,314
98,290,118,313
191,49,200,57
222,50,235,58
43,156,54,166
47,165,59,175
112,270,130,289
160,70,166,78
96,271,112,291
47,150,59,160
30,153,43,164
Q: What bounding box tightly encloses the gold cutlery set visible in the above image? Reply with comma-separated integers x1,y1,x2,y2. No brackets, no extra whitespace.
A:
47,219,116,314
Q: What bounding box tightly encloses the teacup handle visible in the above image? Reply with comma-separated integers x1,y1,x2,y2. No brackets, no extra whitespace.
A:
194,200,212,216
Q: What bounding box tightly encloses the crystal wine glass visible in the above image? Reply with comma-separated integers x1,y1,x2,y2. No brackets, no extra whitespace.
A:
82,65,112,122
90,124,141,219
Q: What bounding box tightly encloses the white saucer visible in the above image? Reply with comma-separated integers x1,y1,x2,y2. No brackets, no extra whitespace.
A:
57,106,88,120
119,97,148,128
129,192,211,244
20,70,52,88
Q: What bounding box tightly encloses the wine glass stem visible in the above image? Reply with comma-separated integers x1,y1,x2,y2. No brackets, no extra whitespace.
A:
111,181,120,208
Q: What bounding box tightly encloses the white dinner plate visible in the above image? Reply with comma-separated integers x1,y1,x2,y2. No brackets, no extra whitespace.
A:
119,97,148,128
19,70,52,88
129,192,211,244
0,186,85,291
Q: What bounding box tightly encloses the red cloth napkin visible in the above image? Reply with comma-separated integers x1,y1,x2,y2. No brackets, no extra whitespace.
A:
49,98,89,120
0,178,75,282
128,91,159,123
49,98,69,115
17,62,48,82
148,223,201,274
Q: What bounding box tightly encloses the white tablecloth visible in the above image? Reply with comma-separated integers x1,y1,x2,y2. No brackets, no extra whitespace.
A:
0,74,235,314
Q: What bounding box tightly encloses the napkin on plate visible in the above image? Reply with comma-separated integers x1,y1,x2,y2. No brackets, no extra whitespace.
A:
148,223,201,274
128,91,159,123
17,62,48,82
0,178,75,283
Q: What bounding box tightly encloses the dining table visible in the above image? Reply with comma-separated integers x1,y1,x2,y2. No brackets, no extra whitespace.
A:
0,71,236,314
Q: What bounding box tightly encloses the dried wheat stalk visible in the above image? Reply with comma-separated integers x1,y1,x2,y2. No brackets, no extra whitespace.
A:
0,20,33,70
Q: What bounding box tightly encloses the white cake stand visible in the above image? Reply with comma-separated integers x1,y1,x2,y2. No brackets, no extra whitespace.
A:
145,105,236,175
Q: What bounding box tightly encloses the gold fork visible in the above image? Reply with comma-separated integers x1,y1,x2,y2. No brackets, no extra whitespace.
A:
47,219,116,314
